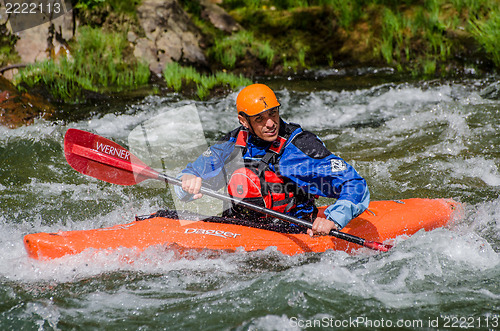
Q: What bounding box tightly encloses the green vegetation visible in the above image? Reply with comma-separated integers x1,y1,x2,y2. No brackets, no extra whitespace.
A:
0,23,19,67
14,26,149,102
10,0,500,105
374,4,455,75
163,62,252,100
216,0,500,76
210,31,275,69
74,0,140,15
73,0,106,10
470,10,500,67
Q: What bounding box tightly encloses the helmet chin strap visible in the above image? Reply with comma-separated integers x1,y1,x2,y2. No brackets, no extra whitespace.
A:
240,113,256,136
247,121,257,136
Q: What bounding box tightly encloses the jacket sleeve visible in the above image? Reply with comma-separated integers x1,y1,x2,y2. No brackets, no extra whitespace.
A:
174,137,236,200
279,131,370,229
322,184,370,229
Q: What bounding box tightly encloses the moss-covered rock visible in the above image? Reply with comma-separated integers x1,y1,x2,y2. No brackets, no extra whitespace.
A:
0,76,55,128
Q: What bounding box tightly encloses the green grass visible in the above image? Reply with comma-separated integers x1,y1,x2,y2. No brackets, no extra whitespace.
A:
318,0,364,29
379,8,403,64
14,26,150,102
450,0,489,14
371,0,499,75
163,62,252,100
210,30,275,69
469,10,500,67
423,59,437,76
75,0,140,14
0,23,19,67
225,0,500,75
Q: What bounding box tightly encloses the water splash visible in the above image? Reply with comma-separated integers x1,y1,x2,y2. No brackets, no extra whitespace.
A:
1,76,499,330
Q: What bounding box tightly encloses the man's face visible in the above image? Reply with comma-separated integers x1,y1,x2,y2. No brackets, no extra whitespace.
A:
239,107,280,142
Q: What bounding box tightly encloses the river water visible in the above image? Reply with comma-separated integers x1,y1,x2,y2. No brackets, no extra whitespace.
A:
1,70,499,330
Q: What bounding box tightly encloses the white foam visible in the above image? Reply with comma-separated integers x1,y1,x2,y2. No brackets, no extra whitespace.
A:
448,157,500,187
285,83,456,130
244,314,301,330
278,213,499,309
0,119,65,144
1,78,498,330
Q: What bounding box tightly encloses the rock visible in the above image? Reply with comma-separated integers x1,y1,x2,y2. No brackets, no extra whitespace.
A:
133,38,158,71
13,9,74,65
135,0,207,75
0,77,55,128
127,31,138,43
14,27,49,64
480,81,500,100
200,0,241,33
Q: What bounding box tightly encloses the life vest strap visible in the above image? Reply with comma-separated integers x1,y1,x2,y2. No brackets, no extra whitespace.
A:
235,130,248,148
269,135,287,154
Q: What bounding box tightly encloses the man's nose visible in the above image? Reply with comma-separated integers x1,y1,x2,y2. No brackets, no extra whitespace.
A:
265,118,275,127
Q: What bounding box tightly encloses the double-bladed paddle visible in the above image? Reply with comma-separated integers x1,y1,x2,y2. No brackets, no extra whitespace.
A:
64,128,392,252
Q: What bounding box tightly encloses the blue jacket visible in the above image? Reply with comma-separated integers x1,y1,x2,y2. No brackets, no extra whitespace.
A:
175,120,370,229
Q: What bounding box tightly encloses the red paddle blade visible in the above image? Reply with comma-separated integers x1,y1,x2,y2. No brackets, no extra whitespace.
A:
64,128,159,185
363,240,393,252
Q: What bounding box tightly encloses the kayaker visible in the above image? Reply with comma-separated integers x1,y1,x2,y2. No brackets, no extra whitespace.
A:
175,83,370,236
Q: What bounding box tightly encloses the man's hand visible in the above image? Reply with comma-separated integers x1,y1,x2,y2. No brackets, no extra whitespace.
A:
180,174,203,199
307,217,339,236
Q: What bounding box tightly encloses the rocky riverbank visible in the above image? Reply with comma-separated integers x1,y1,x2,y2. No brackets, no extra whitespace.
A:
1,0,499,128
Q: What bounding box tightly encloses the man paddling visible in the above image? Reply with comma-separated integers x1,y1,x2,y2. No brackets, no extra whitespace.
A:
175,83,370,236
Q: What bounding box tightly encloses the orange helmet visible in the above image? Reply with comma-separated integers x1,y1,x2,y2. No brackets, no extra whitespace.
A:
236,84,280,116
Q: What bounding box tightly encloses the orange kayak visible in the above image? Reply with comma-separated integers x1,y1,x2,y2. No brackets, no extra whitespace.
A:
24,198,460,260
